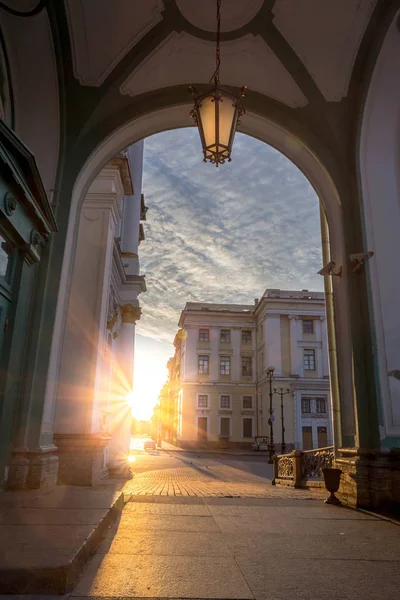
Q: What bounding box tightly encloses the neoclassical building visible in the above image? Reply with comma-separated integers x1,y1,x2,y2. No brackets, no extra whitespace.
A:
167,290,332,451
0,1,399,509
1,140,147,489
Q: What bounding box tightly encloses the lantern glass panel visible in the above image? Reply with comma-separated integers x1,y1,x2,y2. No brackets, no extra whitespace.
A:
218,93,236,148
199,95,216,149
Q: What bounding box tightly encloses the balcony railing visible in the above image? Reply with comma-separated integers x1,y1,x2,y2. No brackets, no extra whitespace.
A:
274,446,334,488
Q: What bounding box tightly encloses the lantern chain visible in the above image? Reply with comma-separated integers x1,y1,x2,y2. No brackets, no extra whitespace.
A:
210,0,221,85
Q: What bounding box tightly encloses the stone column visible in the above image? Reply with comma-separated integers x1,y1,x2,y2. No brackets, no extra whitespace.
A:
108,303,141,478
121,141,144,276
54,170,122,486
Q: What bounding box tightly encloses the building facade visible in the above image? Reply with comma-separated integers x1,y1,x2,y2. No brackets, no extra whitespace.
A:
168,290,332,451
1,139,147,490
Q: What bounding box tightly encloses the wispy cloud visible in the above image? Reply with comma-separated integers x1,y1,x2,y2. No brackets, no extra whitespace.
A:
136,128,323,346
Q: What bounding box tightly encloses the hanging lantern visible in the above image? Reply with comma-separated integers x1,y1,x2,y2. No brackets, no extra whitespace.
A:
189,0,247,167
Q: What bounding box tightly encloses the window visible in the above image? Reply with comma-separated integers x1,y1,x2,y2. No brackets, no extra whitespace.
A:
301,398,311,413
199,328,209,342
197,417,207,438
198,394,208,408
303,319,314,334
198,355,209,374
316,398,326,414
220,329,231,343
317,426,328,447
242,329,252,343
242,356,252,376
220,395,231,408
242,418,253,438
220,417,230,437
220,356,231,375
302,426,313,450
0,235,12,282
242,396,253,409
303,349,316,370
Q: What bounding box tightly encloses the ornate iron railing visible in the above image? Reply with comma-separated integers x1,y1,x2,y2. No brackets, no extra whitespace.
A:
276,453,294,479
301,446,334,480
273,446,334,488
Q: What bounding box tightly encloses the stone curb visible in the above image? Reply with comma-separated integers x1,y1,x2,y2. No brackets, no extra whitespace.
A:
0,492,124,594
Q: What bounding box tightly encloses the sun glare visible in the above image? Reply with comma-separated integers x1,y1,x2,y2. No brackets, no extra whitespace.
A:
130,345,169,421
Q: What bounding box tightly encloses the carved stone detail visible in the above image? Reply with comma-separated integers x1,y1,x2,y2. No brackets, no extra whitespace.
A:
277,454,294,478
121,304,141,324
30,229,46,248
4,191,17,216
301,447,334,480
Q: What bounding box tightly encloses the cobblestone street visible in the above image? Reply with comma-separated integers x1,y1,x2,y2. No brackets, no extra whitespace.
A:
123,447,325,500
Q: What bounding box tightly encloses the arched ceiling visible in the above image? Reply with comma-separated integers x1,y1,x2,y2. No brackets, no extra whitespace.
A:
0,0,397,199
63,0,378,102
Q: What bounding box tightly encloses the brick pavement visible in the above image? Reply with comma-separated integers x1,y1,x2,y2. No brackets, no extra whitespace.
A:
123,462,325,499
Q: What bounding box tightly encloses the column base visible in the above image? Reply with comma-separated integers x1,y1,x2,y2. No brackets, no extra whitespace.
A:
108,462,133,480
54,433,110,486
335,447,400,511
7,446,59,490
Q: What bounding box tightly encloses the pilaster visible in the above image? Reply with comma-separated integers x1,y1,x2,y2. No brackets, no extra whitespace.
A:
54,175,122,485
320,316,329,377
121,141,144,276
107,303,141,478
289,315,300,376
264,314,282,374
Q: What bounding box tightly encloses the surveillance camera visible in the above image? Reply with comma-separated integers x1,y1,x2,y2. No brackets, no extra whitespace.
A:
349,251,374,262
318,261,342,278
318,261,335,276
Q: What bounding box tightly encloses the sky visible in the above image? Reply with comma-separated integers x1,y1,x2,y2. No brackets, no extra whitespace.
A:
131,128,323,420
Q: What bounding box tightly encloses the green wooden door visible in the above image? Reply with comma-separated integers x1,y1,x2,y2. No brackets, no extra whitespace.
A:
0,233,12,352
0,232,13,489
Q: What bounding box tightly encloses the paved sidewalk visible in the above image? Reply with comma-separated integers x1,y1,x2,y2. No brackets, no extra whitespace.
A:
67,495,400,600
0,486,123,594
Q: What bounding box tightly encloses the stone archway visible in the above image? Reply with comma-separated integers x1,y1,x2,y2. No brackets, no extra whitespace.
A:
42,104,355,471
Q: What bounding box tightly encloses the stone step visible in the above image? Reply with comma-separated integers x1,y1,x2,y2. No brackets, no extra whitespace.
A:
0,486,124,594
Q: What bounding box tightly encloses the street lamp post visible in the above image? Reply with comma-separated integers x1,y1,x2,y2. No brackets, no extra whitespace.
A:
266,365,275,464
274,387,291,454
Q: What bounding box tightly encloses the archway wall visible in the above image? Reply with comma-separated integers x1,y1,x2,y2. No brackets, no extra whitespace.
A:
40,105,356,456
359,10,400,448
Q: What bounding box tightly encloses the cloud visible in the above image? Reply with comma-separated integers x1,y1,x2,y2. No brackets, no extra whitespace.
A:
135,128,323,347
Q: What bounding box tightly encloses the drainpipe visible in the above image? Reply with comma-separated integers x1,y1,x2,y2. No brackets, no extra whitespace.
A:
255,307,259,437
320,205,342,453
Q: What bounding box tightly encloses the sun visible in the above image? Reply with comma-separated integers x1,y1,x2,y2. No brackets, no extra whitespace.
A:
128,335,171,421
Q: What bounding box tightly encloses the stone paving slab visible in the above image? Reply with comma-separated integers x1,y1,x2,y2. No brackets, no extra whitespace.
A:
0,507,110,525
233,555,400,600
116,513,220,533
205,503,378,519
98,530,231,557
70,554,254,598
124,501,210,516
225,530,400,562
0,488,124,594
19,488,122,509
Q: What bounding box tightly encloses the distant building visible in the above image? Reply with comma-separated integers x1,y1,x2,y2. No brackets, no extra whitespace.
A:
165,289,332,451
